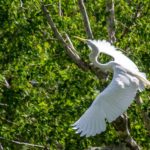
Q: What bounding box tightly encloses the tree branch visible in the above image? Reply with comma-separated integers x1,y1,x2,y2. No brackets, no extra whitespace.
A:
0,117,17,125
20,0,23,7
41,3,106,79
78,0,93,39
136,94,150,135
0,103,8,107
58,0,62,16
0,137,48,149
3,77,10,88
41,4,89,71
106,0,116,43
106,1,141,149
120,2,142,39
0,143,3,150
41,3,141,149
113,114,141,150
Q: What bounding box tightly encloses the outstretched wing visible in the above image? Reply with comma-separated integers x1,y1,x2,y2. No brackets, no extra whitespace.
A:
89,40,138,72
88,40,149,89
73,65,139,137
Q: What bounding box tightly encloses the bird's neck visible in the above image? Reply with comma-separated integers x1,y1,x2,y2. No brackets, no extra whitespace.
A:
89,51,111,71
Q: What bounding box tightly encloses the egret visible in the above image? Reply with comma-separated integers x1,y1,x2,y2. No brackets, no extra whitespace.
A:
73,37,150,137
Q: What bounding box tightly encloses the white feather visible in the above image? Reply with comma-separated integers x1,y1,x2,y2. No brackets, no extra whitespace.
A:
90,40,138,72
73,66,139,136
73,39,149,137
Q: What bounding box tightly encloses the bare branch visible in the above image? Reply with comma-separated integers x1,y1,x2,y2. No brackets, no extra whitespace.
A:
41,2,143,149
41,4,90,71
3,77,10,88
132,3,142,20
0,103,8,107
113,114,141,150
136,95,150,134
106,0,116,43
105,2,140,147
0,137,48,149
0,117,17,125
55,141,64,150
20,0,23,7
41,5,64,45
78,0,93,39
58,0,62,16
41,3,107,79
120,2,142,39
64,33,80,57
0,143,3,150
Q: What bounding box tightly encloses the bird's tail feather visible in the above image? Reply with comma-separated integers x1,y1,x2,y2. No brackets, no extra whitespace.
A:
135,73,150,88
125,68,150,88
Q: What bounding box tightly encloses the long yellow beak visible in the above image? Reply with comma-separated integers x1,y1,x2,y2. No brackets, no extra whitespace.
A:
74,36,87,42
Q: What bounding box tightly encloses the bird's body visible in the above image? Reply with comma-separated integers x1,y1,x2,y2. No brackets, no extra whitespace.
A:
73,39,150,137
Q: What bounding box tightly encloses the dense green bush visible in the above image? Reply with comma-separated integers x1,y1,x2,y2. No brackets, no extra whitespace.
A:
0,0,149,149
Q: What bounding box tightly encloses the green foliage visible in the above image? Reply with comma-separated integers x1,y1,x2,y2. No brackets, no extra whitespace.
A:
0,0,149,149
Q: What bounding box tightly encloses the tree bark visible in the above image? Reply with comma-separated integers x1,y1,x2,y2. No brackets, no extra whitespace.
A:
106,0,116,43
41,2,142,150
78,0,93,39
41,3,107,79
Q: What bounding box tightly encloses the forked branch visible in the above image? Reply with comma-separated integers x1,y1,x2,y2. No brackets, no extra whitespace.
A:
113,114,140,150
41,4,89,71
58,0,62,16
41,3,106,79
78,0,93,39
106,0,116,43
41,2,141,149
136,94,150,135
0,137,48,149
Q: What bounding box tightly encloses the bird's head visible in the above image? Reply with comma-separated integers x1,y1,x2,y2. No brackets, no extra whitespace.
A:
74,36,98,52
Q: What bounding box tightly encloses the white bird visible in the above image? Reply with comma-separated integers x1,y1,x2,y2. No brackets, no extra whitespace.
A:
73,38,150,137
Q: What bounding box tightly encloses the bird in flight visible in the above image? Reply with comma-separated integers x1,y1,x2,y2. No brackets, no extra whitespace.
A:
73,37,150,137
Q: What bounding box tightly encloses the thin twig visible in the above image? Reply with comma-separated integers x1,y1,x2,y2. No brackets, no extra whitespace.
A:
113,114,141,150
20,0,23,7
64,33,79,57
105,1,142,149
120,2,143,39
78,0,93,39
41,5,65,44
132,3,142,20
3,77,10,88
0,103,8,107
0,137,48,149
41,2,141,149
0,143,3,150
0,117,17,125
41,4,90,71
136,94,150,135
41,3,107,80
106,0,116,43
58,0,62,16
